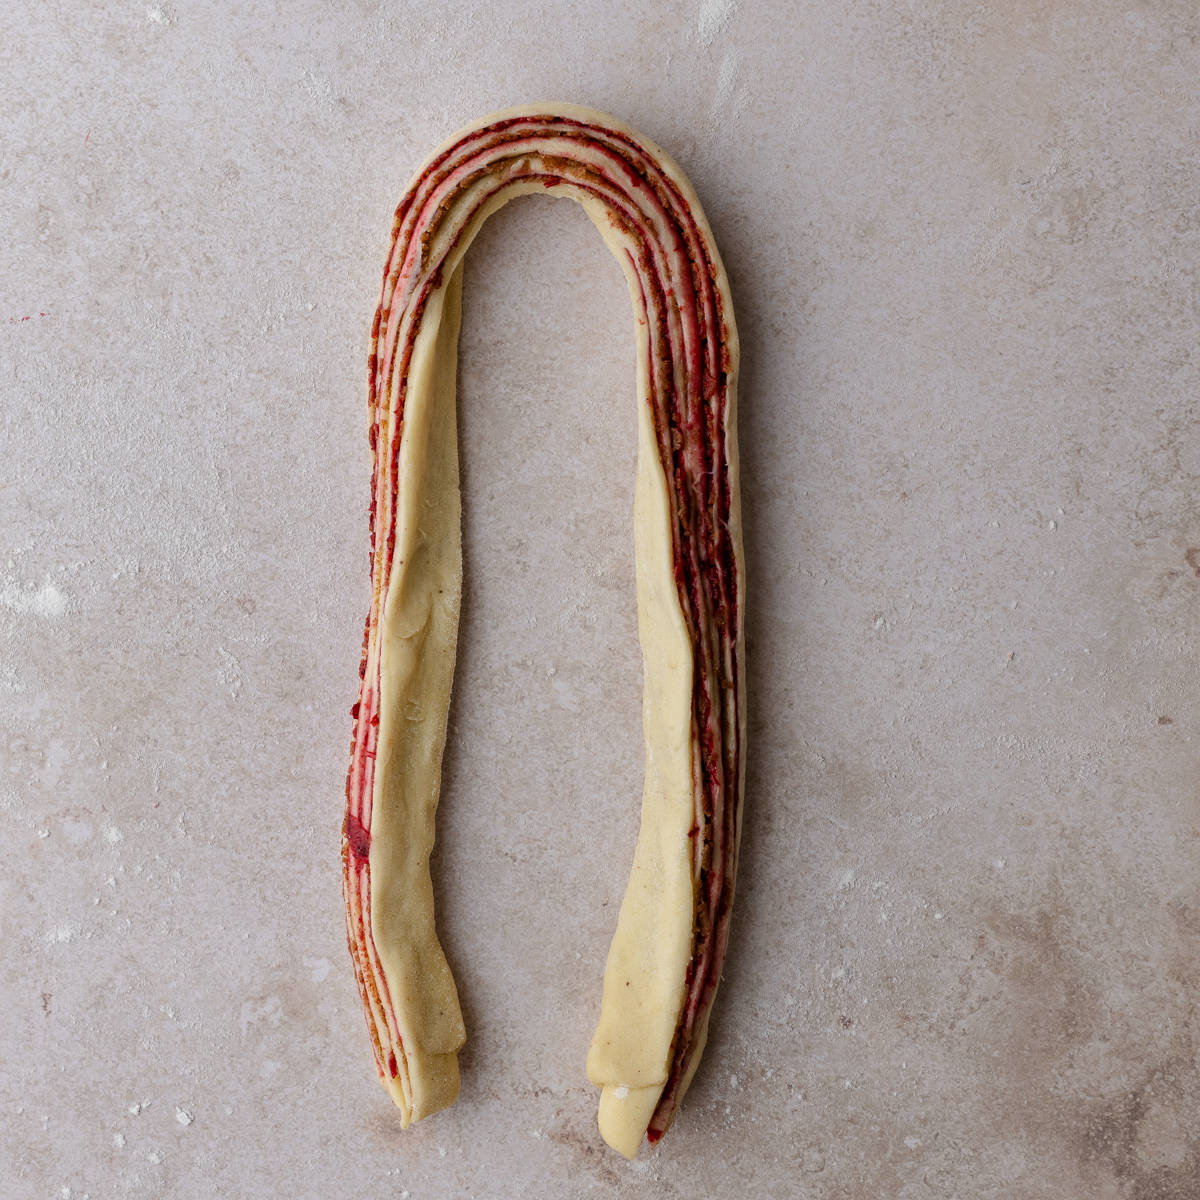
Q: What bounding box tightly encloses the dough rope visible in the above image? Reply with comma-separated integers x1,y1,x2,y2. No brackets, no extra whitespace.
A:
343,103,744,1159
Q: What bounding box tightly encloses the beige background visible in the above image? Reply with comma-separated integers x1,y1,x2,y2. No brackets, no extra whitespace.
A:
3,1,1199,1197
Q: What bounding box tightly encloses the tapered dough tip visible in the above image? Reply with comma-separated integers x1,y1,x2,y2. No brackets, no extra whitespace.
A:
383,1050,460,1126
597,1082,663,1159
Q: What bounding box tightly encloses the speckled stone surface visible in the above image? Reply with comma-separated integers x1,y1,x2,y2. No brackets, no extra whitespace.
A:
3,2,1199,1197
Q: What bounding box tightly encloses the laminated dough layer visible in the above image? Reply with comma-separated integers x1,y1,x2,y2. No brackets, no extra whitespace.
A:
343,103,744,1158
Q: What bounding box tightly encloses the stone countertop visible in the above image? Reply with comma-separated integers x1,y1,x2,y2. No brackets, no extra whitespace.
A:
3,2,1198,1197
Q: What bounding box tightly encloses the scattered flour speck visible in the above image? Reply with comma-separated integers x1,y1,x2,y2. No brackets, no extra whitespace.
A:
301,70,334,104
113,1132,126,1148
0,577,69,619
698,0,737,46
303,955,331,983
713,53,739,110
0,665,25,693
175,1107,193,1126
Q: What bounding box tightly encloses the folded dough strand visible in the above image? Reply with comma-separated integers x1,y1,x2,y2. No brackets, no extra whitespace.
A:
344,103,744,1158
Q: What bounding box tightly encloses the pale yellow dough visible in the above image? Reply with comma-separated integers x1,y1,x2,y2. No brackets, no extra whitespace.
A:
364,104,740,1158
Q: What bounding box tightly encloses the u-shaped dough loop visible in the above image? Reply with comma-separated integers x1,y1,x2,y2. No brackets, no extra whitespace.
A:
343,104,744,1159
